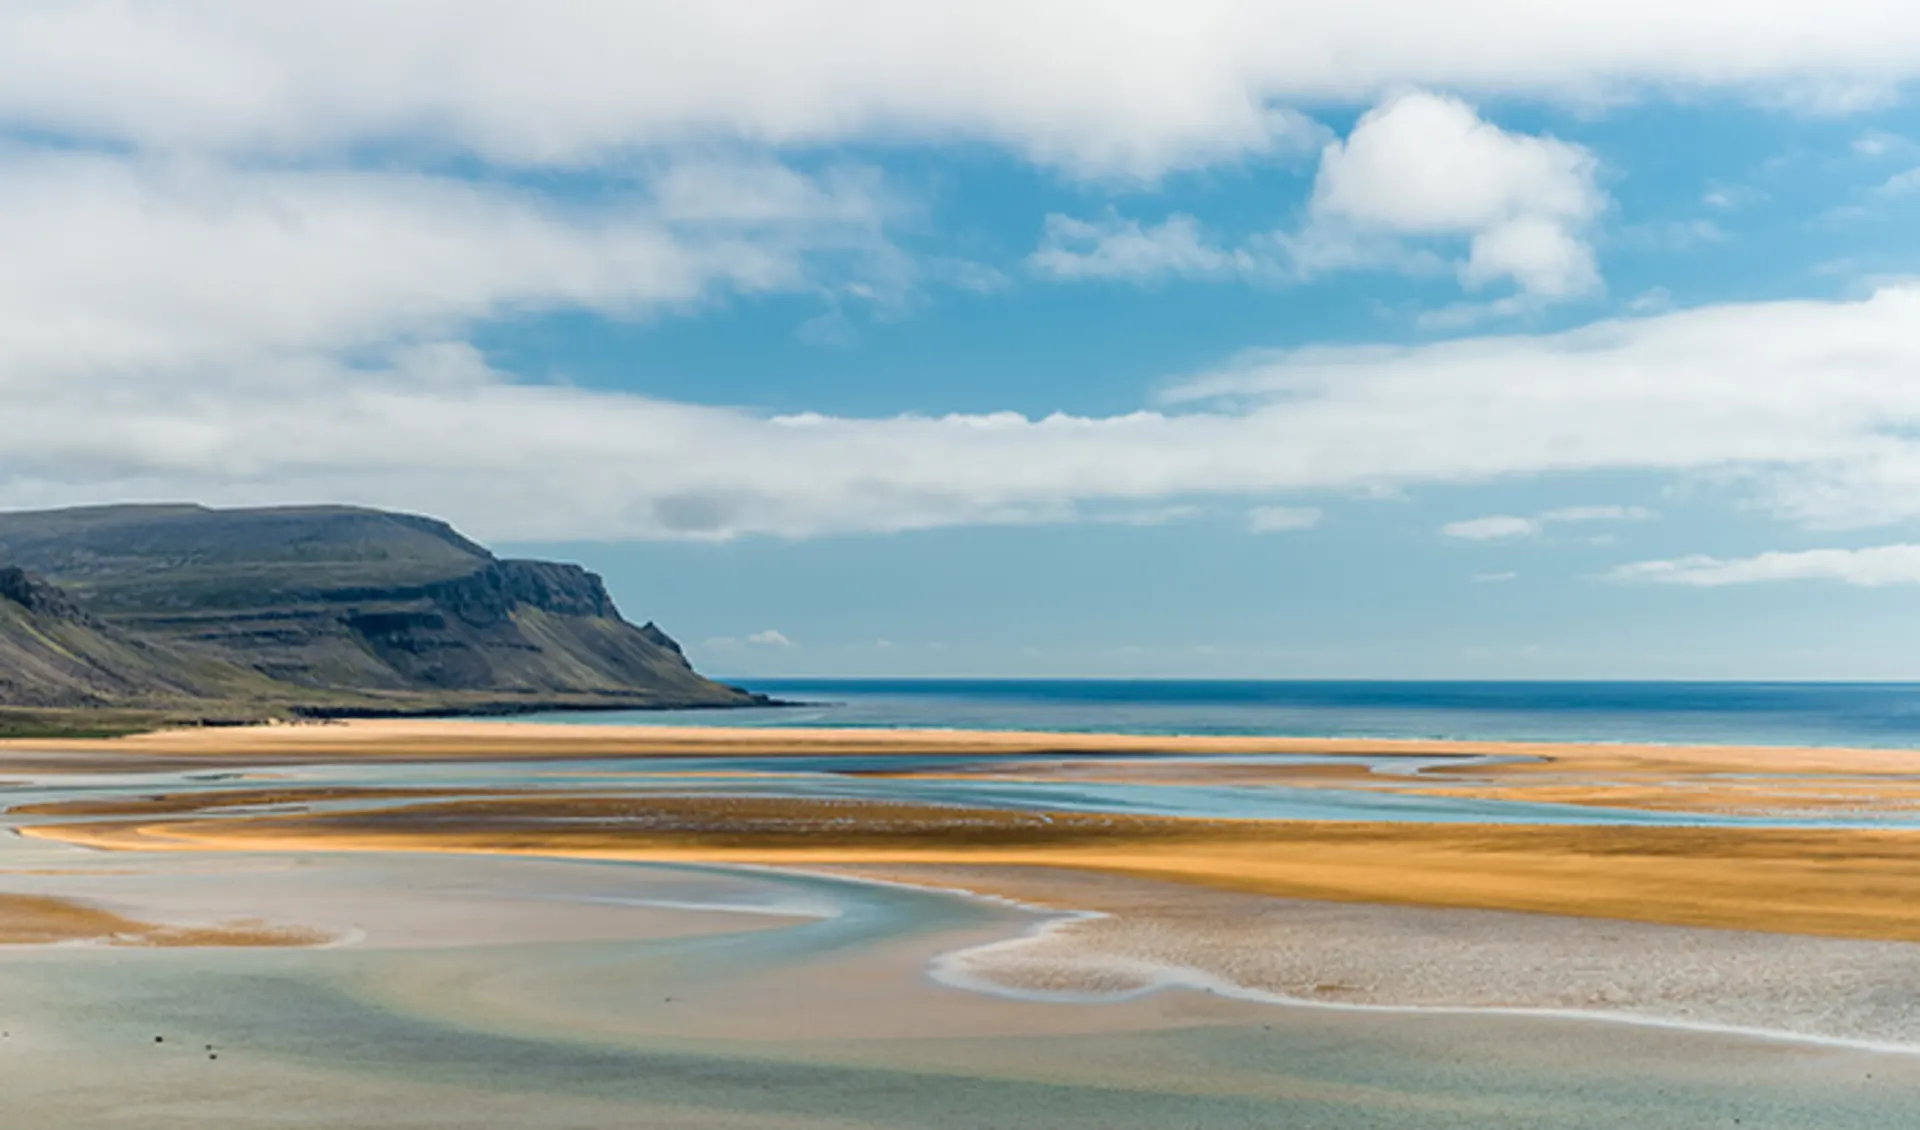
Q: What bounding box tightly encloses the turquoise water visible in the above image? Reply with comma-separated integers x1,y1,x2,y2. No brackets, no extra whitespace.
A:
527,678,1920,748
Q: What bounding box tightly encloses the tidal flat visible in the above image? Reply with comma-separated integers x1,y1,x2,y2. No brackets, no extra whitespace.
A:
6,720,1920,1127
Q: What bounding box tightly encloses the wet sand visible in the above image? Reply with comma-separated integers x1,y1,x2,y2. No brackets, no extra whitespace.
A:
7,786,1920,1126
814,863,1920,1049
0,891,328,946
1,853,1917,1130
12,719,1920,1125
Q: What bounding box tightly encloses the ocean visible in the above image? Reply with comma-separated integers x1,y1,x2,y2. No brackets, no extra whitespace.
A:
529,678,1920,749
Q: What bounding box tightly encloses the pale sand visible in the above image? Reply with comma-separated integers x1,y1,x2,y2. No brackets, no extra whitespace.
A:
807,863,1920,1050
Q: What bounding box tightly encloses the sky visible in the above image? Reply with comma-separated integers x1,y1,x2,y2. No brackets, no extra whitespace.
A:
7,3,1920,679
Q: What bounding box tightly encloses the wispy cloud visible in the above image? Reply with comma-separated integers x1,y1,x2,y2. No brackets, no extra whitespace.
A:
1612,545,1920,587
1442,515,1539,540
1247,506,1322,533
1444,505,1651,540
1028,212,1258,282
1878,167,1920,197
1540,505,1653,523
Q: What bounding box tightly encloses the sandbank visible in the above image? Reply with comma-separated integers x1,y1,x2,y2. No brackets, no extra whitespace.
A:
0,891,327,947
28,791,1920,942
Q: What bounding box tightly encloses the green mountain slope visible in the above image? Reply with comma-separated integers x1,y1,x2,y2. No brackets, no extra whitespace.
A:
0,505,760,719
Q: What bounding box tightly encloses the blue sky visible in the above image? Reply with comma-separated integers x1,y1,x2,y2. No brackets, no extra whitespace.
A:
7,4,1920,678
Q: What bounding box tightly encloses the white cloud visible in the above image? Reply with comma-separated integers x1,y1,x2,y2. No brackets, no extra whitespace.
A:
1626,287,1674,313
5,4,1920,178
1029,213,1254,281
1247,506,1322,532
1854,132,1909,158
1314,94,1602,236
1443,505,1649,540
1612,545,1920,587
1303,91,1604,301
747,629,794,647
1701,184,1766,211
1878,167,1920,196
1443,515,1540,540
11,155,1920,546
1040,92,1608,301
0,150,903,392
1540,505,1652,522
1471,570,1519,583
1460,216,1601,299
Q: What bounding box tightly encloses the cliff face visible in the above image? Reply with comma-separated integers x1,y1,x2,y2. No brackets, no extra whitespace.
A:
0,505,759,716
0,567,90,622
0,567,278,710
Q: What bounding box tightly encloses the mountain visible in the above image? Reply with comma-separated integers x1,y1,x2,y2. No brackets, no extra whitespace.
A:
0,504,762,722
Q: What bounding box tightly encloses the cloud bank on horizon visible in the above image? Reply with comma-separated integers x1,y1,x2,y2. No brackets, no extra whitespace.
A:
4,1,1920,595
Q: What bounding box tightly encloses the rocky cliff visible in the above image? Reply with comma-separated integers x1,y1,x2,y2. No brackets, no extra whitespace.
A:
0,504,761,718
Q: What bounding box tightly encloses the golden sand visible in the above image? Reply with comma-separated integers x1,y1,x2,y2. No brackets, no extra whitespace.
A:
7,785,519,819
27,791,1920,943
17,720,1920,943
0,892,330,947
13,717,1920,773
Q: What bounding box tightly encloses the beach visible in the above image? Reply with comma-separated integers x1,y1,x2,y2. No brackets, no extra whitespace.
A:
6,719,1920,1126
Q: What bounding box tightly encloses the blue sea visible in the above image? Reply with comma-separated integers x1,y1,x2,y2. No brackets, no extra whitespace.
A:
529,679,1920,750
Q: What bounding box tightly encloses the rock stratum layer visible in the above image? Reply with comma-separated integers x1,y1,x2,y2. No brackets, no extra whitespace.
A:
0,504,760,721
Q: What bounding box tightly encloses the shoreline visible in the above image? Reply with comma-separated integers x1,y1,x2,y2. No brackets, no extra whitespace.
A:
15,716,1920,773
16,717,1920,1057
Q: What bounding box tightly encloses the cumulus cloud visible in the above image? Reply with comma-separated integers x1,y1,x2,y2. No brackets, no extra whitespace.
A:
747,629,794,647
3,3,1919,177
1307,91,1604,300
1247,506,1322,532
1612,545,1920,587
1035,91,1602,301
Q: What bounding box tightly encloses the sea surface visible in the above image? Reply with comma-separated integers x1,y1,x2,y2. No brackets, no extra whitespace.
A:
532,678,1920,749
